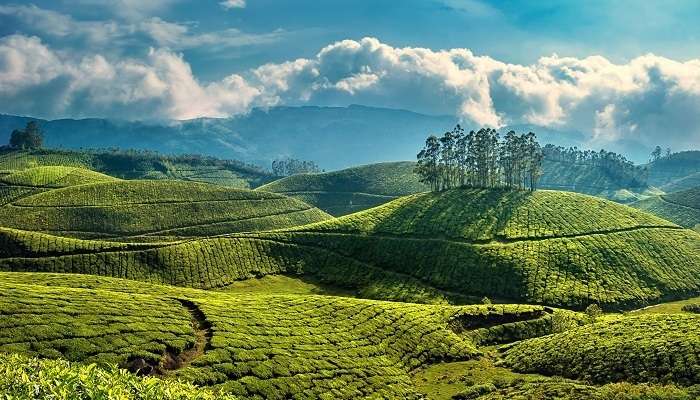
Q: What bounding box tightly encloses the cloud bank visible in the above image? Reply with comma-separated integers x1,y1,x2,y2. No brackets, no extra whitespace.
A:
1,35,699,150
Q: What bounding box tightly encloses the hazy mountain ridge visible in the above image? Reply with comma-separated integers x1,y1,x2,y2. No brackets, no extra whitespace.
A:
0,105,598,170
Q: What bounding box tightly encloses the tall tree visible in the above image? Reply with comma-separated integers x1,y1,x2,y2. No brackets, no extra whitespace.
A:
8,121,43,149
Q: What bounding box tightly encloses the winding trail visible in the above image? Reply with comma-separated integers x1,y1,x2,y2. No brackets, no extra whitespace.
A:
159,299,212,373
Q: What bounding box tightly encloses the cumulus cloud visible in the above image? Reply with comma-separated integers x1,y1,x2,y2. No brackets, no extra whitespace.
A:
0,34,260,120
220,0,246,9
1,35,699,151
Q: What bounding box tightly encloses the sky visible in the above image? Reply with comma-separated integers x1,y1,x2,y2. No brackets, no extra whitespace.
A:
1,0,700,152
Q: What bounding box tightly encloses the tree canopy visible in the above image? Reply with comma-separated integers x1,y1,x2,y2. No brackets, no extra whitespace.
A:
9,122,43,150
415,125,543,191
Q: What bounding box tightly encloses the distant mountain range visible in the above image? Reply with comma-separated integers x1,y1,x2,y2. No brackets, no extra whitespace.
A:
1,105,598,170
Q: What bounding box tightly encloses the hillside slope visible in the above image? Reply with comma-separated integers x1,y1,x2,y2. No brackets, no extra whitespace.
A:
259,162,429,215
501,314,700,385
0,180,331,239
632,187,700,231
646,151,700,191
2,188,698,309
0,273,528,399
0,148,273,188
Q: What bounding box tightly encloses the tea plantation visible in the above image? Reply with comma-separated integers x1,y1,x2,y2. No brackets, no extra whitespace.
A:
1,157,700,399
258,161,429,216
632,187,700,231
2,188,699,309
501,314,700,385
0,180,331,239
0,273,585,399
0,148,274,188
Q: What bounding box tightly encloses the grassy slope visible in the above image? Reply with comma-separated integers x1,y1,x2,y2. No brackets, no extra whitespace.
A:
0,148,273,189
0,272,569,399
0,180,331,239
258,161,429,216
501,314,700,385
631,187,700,231
2,188,699,310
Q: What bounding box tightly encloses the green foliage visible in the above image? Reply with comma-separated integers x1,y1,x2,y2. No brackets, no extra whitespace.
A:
0,282,194,365
681,304,700,314
0,166,119,188
413,359,699,400
0,275,556,398
0,353,237,400
1,187,699,309
501,314,700,385
259,161,429,216
585,304,603,323
0,148,273,188
632,187,700,229
0,180,331,239
302,188,677,241
647,150,700,190
9,121,43,149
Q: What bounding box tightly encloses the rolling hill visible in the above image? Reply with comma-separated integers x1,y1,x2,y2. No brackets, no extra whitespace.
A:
0,180,331,240
2,188,699,309
646,151,700,191
258,162,429,216
1,273,541,399
501,314,700,385
631,187,700,232
0,148,273,188
1,272,697,399
260,158,656,216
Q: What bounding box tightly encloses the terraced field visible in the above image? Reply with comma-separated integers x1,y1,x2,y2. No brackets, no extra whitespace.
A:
3,188,699,309
501,314,700,385
0,148,273,188
258,162,429,216
0,273,581,399
632,187,700,231
0,180,331,240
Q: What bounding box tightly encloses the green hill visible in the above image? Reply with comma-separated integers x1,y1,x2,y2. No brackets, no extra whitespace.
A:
647,151,700,191
2,273,543,399
538,159,647,200
0,166,119,187
0,148,273,189
258,161,429,216
0,180,331,240
631,187,700,231
501,314,700,385
2,188,699,309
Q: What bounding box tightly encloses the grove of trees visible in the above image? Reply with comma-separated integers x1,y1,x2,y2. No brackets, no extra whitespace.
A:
543,144,646,187
9,121,43,149
415,125,543,192
272,158,321,176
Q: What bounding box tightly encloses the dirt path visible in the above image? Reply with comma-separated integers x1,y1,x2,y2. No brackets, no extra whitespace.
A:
159,299,213,372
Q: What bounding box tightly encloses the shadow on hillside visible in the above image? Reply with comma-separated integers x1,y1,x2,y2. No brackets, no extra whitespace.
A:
371,187,532,240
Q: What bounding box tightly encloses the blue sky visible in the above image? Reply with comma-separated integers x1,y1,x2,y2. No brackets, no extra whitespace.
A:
1,0,700,151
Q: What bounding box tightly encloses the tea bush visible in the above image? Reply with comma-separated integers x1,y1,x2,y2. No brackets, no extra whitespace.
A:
501,314,700,385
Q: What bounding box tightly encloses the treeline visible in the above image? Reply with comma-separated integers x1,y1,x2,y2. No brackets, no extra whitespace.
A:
272,158,321,176
415,125,543,192
543,145,646,187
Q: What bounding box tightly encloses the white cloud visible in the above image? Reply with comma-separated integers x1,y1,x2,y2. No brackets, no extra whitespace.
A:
0,5,279,52
220,0,246,9
1,35,700,151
